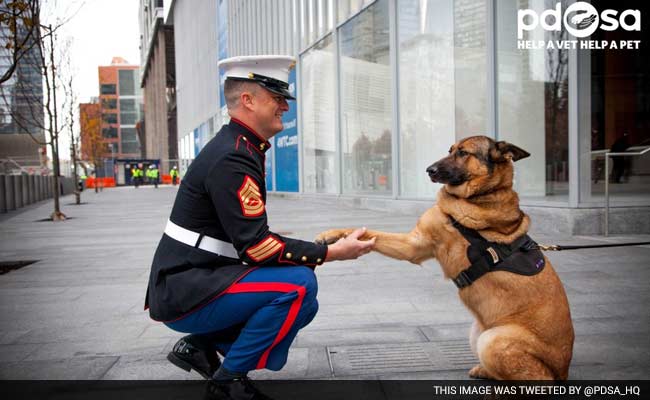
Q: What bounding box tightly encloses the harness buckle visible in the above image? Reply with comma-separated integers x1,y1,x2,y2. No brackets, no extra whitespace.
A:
453,270,472,289
520,238,538,252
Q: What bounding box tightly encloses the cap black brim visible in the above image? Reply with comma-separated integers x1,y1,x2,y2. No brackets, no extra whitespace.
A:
227,77,295,100
262,84,296,100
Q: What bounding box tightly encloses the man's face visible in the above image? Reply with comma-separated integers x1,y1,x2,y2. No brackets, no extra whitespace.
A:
252,87,289,136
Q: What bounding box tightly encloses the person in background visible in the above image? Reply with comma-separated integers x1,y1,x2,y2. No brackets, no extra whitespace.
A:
148,164,160,188
170,166,180,185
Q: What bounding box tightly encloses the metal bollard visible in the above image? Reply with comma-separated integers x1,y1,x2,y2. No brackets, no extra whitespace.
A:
36,175,43,201
5,175,15,211
14,174,23,209
21,175,29,206
28,175,36,204
35,175,40,202
0,175,6,213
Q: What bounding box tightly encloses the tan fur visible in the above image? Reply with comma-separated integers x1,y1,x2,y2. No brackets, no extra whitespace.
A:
316,136,574,380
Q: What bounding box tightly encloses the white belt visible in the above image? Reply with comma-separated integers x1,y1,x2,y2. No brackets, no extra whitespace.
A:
164,219,239,259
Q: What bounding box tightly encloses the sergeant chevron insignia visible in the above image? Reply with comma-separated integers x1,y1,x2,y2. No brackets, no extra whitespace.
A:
238,176,265,217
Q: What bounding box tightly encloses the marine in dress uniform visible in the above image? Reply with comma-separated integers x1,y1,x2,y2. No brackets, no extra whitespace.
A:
145,55,373,399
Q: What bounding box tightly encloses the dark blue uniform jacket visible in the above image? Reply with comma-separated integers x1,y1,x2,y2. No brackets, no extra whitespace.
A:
145,119,327,322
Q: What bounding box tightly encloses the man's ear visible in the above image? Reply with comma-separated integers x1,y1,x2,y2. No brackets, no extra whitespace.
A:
490,141,531,162
240,92,255,110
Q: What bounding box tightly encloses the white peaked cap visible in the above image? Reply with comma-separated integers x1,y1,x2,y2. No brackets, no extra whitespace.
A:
218,55,296,99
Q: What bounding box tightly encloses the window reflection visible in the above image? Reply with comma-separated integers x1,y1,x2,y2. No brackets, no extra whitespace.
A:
497,0,569,201
398,0,487,198
339,0,392,195
301,35,337,194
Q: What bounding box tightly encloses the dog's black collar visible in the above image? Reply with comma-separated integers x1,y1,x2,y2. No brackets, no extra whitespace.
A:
449,217,544,289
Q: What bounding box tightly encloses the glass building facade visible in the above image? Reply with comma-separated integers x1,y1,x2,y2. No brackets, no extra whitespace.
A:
296,0,650,210
0,21,45,163
174,0,649,232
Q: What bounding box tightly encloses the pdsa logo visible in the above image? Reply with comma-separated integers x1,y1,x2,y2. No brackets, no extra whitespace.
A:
517,2,641,50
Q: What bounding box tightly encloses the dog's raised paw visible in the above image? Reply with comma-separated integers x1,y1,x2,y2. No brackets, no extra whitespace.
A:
314,230,346,245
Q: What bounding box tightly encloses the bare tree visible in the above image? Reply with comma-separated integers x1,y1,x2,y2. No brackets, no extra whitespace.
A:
0,0,40,84
61,36,81,204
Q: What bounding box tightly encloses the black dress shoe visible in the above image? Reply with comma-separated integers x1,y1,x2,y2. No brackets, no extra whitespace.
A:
167,335,222,379
205,378,275,400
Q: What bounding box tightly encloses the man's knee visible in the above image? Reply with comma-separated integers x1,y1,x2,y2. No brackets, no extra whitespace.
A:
292,266,318,300
300,298,319,327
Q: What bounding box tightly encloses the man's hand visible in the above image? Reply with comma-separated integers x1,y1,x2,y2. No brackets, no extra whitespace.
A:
325,227,375,262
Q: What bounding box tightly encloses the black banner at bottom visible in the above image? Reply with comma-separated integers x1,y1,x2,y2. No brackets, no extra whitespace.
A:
1,380,648,400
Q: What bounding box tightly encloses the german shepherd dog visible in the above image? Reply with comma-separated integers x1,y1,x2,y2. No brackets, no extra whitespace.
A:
316,136,574,380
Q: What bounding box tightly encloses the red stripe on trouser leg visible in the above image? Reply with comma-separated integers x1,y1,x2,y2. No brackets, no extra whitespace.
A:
223,282,306,370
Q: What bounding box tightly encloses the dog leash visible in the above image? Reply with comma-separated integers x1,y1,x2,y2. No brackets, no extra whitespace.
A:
537,241,650,251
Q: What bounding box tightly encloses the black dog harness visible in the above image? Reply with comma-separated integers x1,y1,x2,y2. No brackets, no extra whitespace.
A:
450,218,546,289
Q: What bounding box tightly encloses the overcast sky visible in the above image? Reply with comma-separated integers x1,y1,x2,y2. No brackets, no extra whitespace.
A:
47,0,140,159
58,0,140,102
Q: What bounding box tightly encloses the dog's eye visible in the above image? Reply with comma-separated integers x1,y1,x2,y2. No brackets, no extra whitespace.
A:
457,150,467,157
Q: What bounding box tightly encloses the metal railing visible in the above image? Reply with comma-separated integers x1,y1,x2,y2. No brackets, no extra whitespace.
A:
604,146,650,236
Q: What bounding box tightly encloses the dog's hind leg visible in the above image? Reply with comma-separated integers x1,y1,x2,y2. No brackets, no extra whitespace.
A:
469,319,484,357
468,321,497,379
474,325,555,380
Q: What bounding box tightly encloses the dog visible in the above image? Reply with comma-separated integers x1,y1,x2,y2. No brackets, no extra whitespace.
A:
315,136,574,380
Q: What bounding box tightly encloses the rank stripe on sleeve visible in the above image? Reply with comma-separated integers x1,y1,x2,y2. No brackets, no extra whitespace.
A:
238,175,265,217
246,236,283,262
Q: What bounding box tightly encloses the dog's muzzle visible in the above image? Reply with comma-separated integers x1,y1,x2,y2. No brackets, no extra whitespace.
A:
426,164,441,182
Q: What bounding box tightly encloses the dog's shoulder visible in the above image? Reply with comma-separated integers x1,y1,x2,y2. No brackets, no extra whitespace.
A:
417,205,462,239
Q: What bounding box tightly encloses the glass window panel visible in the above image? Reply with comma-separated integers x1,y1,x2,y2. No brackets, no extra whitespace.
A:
496,0,568,202
101,98,117,109
581,9,650,206
339,0,391,195
121,141,140,154
102,113,117,124
120,99,136,111
301,35,337,194
102,127,118,138
118,70,135,96
121,127,137,141
100,84,116,95
398,0,487,199
120,113,138,125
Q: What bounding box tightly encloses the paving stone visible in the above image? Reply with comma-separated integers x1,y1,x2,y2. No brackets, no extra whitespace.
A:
0,356,119,379
0,187,648,380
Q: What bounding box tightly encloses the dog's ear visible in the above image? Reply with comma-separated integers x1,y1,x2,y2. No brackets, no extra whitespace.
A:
490,141,531,163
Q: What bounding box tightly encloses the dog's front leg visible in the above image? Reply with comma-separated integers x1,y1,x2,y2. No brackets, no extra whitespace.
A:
315,228,432,265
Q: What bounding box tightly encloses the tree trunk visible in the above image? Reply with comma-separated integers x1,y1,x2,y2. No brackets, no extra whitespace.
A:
48,25,65,221
50,141,65,221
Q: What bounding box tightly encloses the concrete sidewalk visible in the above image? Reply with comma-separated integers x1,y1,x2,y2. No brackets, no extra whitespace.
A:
0,186,648,380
